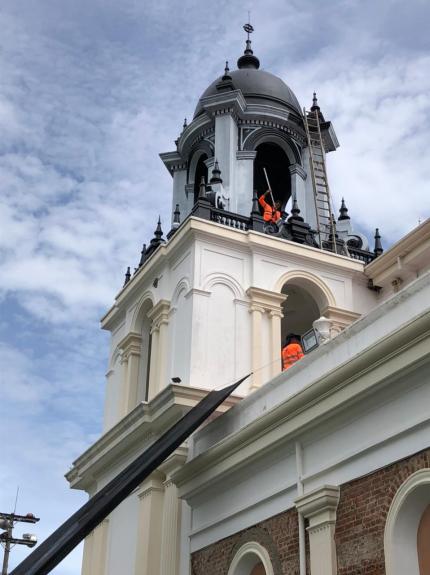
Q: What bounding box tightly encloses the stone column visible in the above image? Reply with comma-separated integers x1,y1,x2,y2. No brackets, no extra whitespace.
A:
249,303,265,390
147,300,171,399
134,471,165,575
247,287,287,389
270,308,284,377
295,485,340,575
159,448,188,575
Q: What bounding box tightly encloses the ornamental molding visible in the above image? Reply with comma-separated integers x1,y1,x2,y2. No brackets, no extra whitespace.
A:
295,485,340,528
289,163,307,180
236,150,257,161
147,299,171,330
117,331,142,359
246,286,287,313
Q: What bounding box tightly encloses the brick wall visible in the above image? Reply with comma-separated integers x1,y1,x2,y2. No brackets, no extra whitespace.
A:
191,448,430,575
191,510,298,575
335,448,430,575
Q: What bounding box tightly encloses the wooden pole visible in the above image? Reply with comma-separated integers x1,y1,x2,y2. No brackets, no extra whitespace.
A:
262,168,276,206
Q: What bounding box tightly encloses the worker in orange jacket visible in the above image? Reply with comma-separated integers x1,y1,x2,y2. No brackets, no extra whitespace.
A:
282,334,304,370
258,190,281,223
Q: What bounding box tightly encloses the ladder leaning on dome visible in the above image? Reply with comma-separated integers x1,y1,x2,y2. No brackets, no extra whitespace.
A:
303,98,340,254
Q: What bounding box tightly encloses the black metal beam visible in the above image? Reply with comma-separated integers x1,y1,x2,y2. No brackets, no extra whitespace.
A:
10,375,250,575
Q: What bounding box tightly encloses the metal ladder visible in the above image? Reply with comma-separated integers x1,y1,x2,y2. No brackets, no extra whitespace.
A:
303,107,338,253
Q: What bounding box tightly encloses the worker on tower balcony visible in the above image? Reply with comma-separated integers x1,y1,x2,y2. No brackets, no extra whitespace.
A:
259,189,281,223
282,334,304,370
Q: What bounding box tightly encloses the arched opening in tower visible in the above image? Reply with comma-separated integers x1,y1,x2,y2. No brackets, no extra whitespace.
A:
254,143,291,211
280,282,321,345
193,153,208,203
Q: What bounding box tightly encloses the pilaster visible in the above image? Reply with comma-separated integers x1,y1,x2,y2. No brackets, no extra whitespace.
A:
118,331,142,413
235,150,257,216
295,485,340,575
82,519,109,575
134,471,166,575
289,162,307,216
147,300,171,399
159,448,188,575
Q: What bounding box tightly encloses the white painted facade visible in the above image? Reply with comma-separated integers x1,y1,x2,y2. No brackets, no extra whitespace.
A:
175,269,430,567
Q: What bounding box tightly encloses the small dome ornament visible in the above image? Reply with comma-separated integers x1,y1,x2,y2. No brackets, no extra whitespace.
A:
237,21,260,70
338,198,350,220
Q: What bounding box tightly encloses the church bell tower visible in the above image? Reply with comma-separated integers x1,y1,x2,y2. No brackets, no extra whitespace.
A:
67,24,383,575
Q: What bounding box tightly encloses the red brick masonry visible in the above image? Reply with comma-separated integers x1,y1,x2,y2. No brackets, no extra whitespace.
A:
191,448,430,575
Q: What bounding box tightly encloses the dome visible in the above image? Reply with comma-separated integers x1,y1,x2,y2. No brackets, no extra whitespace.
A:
193,68,302,119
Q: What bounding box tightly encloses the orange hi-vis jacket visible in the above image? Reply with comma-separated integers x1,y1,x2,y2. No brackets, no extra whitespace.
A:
282,343,304,370
258,194,281,223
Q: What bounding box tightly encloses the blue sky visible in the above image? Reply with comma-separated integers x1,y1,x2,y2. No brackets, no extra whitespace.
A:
0,1,429,572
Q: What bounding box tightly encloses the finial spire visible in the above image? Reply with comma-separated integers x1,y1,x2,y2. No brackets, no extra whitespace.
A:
338,197,350,220
183,118,187,130
288,194,304,222
311,91,320,111
374,228,383,257
237,21,260,69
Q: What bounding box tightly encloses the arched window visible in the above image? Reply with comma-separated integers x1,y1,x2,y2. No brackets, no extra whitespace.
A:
254,142,291,211
228,542,274,575
281,282,321,344
385,469,430,575
135,299,154,403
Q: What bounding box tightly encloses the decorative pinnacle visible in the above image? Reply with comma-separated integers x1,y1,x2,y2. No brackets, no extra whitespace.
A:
251,189,260,216
311,91,320,111
154,216,163,240
173,204,181,225
198,176,207,199
338,197,350,220
374,228,383,257
210,159,223,184
139,243,147,267
289,194,304,222
124,266,131,286
238,21,260,69
183,118,187,130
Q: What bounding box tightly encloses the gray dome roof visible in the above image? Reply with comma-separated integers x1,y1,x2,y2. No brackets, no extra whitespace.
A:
194,68,302,118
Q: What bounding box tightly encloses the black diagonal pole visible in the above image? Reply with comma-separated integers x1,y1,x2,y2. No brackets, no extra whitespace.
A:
10,374,250,575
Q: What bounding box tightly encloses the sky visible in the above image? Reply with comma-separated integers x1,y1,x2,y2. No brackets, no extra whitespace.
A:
0,0,429,572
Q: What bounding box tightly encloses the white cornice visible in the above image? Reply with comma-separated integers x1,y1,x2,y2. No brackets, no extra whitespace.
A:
65,383,242,491
365,218,430,288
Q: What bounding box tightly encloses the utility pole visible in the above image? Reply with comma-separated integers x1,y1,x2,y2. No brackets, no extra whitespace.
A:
0,512,39,575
